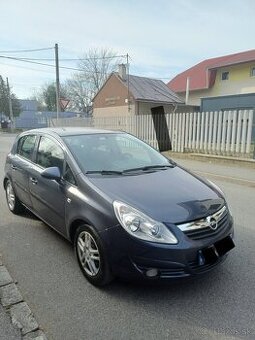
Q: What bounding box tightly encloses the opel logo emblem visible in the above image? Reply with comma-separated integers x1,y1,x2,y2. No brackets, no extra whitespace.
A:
207,216,218,230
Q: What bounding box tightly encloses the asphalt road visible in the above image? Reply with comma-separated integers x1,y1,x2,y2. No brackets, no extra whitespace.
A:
0,134,255,340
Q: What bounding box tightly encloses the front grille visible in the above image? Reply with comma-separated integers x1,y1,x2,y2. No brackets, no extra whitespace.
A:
178,207,230,241
185,211,229,240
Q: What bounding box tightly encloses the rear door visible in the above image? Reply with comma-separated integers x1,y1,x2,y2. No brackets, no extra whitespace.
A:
11,134,37,208
29,135,66,233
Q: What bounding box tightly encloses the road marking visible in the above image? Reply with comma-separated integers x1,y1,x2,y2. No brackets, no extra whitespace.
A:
195,170,255,186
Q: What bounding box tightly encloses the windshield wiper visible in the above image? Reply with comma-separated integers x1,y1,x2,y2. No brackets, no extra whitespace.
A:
85,170,123,175
123,164,175,173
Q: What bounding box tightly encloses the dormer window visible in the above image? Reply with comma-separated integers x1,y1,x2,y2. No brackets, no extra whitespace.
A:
250,66,255,77
221,71,229,81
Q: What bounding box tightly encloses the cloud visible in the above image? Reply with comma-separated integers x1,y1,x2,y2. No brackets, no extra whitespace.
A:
0,0,254,98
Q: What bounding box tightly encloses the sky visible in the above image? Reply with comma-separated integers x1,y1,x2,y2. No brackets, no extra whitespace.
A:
0,0,255,99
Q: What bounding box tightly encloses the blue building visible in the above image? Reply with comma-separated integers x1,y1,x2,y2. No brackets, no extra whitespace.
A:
15,100,77,129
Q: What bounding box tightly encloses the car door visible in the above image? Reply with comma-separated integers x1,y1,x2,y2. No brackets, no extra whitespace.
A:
29,135,67,234
11,134,37,208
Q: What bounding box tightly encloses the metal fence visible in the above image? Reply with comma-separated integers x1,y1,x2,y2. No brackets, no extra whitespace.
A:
49,109,255,158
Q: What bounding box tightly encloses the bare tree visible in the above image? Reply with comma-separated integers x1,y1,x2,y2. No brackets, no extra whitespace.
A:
48,48,124,115
65,73,92,115
79,48,121,94
64,48,122,115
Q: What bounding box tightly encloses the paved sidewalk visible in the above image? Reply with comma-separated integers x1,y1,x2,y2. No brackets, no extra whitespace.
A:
162,153,255,188
0,255,21,340
0,305,21,340
0,255,47,340
173,157,255,182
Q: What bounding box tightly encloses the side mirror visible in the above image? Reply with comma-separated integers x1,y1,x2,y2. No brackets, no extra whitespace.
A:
41,167,61,181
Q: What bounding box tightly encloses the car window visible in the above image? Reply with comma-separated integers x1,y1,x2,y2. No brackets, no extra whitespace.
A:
63,133,169,173
63,163,76,185
36,136,64,173
17,135,37,161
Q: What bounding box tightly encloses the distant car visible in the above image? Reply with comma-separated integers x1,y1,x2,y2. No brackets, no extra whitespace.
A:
4,128,235,286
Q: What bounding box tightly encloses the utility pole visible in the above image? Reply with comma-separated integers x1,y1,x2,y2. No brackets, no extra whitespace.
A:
126,53,130,112
6,77,14,132
55,43,60,121
185,77,190,105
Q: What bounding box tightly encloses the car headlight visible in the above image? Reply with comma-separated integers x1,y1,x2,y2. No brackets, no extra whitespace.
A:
113,201,178,244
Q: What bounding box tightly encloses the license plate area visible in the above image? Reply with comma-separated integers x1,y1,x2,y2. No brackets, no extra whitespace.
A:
201,236,235,265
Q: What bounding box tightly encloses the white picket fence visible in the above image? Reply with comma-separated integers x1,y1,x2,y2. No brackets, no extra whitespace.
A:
50,109,254,158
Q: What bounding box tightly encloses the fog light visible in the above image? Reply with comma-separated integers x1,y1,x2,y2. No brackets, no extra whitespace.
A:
145,268,158,277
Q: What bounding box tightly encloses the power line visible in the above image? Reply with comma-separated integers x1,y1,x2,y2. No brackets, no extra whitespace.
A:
0,60,56,74
1,54,127,62
0,55,56,68
0,55,79,71
70,54,127,61
0,47,54,53
0,55,118,73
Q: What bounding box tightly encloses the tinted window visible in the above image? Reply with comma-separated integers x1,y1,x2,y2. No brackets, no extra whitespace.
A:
63,133,169,173
17,135,36,161
36,136,64,173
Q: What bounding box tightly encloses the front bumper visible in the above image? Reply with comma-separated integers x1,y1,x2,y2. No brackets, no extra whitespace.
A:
100,214,234,280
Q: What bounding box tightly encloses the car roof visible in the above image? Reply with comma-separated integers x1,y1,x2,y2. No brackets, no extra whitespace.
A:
24,127,125,137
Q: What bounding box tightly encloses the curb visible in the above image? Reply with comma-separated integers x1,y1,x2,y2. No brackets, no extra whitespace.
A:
0,253,47,340
163,151,255,168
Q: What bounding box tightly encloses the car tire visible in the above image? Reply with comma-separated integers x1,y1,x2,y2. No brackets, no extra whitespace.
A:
5,179,24,214
74,224,114,287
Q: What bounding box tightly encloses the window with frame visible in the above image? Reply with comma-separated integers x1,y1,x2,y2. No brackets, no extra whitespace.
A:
36,136,64,173
17,135,37,161
250,66,255,77
63,163,76,185
221,71,229,81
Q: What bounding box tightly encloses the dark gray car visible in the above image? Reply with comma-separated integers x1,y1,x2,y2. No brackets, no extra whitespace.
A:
4,128,235,286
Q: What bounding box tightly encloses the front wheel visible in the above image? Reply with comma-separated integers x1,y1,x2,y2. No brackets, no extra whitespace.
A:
5,179,24,214
74,225,113,286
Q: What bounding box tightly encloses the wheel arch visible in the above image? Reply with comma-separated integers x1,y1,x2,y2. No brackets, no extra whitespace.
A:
3,176,10,190
69,218,94,244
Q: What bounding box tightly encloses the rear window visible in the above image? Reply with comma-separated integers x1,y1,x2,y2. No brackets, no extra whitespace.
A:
17,135,37,161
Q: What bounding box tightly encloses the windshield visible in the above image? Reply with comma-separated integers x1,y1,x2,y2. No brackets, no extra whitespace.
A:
63,133,172,174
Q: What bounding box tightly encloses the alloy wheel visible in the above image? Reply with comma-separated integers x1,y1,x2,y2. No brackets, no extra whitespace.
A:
77,231,101,277
6,182,15,211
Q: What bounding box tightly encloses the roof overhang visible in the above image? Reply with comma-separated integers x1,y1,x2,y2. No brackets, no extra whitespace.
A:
136,99,184,105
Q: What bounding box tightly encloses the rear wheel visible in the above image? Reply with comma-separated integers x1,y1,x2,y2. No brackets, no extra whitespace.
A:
74,225,113,286
5,179,24,214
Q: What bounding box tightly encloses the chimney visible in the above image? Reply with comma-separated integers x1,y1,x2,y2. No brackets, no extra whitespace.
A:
118,64,127,81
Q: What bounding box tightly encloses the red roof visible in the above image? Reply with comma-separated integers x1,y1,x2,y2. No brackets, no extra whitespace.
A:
168,49,255,92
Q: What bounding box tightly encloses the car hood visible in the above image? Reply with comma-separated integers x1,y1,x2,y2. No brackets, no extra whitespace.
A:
87,166,225,224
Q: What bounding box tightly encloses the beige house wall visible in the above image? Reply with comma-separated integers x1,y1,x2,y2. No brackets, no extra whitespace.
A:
135,102,175,115
93,74,132,108
178,62,255,106
93,104,135,118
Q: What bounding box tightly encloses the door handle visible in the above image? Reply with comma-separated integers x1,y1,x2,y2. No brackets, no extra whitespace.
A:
30,177,38,185
11,165,19,170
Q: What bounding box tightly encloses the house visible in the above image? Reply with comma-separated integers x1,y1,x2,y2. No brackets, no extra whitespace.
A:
167,49,255,112
93,65,187,118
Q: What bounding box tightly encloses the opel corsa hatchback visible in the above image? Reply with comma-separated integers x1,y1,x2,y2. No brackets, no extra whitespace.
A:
4,128,235,286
